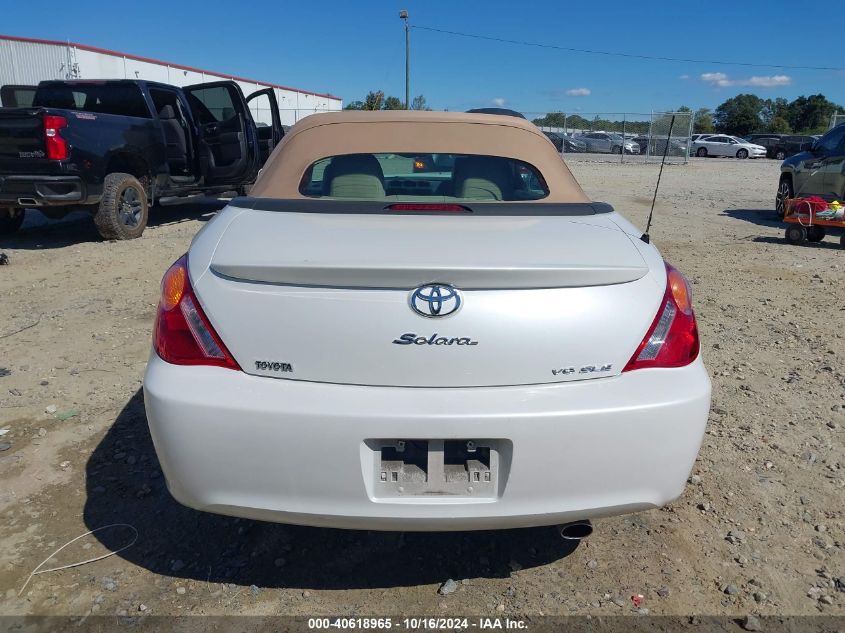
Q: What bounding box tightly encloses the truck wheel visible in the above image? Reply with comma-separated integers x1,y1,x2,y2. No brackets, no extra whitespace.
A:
0,208,25,235
806,225,825,242
94,173,148,240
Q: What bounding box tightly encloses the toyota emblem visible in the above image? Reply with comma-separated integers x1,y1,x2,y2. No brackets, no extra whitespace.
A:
409,284,462,318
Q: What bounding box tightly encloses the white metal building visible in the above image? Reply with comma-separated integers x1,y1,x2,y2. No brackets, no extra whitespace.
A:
0,34,342,125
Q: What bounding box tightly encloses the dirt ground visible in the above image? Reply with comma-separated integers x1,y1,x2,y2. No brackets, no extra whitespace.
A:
0,156,843,620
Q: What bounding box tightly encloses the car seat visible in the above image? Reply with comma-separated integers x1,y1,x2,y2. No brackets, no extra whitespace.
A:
159,105,189,175
323,154,385,198
453,156,514,201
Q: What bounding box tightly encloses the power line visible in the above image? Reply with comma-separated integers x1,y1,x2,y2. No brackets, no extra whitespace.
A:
412,25,845,72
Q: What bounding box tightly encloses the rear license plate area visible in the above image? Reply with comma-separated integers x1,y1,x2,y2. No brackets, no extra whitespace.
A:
370,439,501,498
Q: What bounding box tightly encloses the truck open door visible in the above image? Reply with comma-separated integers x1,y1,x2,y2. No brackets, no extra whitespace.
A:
183,81,259,184
246,88,283,166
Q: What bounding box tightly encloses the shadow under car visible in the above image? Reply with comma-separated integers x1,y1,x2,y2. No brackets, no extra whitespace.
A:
83,389,581,590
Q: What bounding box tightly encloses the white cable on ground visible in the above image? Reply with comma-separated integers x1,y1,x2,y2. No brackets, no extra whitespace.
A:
18,523,138,597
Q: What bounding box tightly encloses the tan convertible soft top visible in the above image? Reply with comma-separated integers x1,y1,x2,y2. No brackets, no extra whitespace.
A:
248,111,589,203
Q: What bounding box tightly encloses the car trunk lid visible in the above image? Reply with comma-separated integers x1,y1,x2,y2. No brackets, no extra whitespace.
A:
191,205,663,387
209,209,648,289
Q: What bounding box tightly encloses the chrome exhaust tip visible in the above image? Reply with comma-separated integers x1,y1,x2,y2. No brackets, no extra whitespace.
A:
557,520,593,541
17,198,39,207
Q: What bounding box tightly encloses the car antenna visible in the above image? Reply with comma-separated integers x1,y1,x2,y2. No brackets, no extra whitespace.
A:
640,114,676,244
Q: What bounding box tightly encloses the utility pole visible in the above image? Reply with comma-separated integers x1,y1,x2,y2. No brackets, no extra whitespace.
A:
400,10,410,109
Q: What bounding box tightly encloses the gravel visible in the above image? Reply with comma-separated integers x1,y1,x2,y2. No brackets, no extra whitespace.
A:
438,579,459,595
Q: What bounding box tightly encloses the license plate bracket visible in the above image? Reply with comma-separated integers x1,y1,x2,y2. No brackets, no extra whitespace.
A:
370,439,500,498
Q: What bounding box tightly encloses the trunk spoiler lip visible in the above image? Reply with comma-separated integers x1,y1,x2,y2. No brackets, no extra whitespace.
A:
207,263,651,291
228,196,614,217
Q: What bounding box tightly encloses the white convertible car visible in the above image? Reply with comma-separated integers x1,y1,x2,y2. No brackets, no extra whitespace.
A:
144,111,711,534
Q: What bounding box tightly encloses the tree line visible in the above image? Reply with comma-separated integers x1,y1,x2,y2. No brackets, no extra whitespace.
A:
344,91,431,111
531,95,843,137
343,90,843,138
531,95,842,137
530,112,652,134
710,94,842,136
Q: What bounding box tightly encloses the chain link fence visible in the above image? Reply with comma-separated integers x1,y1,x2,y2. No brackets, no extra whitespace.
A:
529,111,694,163
644,111,694,162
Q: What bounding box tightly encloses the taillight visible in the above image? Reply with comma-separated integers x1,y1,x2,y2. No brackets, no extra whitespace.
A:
43,115,69,160
153,255,240,370
623,262,699,372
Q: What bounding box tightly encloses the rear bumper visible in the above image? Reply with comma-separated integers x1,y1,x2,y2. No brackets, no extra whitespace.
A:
143,354,711,531
0,175,95,206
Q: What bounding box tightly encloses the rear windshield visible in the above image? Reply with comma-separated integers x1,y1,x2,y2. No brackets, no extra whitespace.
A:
0,86,36,108
299,153,549,202
33,83,151,119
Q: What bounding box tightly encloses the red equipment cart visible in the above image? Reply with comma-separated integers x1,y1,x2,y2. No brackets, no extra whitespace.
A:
783,197,845,248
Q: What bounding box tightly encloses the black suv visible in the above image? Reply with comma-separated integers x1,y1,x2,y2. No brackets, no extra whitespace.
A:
745,134,783,159
746,134,819,160
772,135,817,161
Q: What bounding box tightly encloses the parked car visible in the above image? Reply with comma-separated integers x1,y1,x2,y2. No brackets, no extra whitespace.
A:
769,135,817,161
744,133,781,143
689,134,713,144
0,79,282,238
633,136,688,157
776,123,845,218
744,136,784,159
143,110,711,532
738,134,817,160
542,131,564,152
691,135,766,159
542,131,587,153
576,132,640,154
562,133,588,153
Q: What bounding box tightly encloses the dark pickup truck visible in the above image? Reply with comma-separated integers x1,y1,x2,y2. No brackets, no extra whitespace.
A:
0,79,282,239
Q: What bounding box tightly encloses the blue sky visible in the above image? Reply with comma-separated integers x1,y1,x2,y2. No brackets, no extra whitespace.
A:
4,0,845,114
